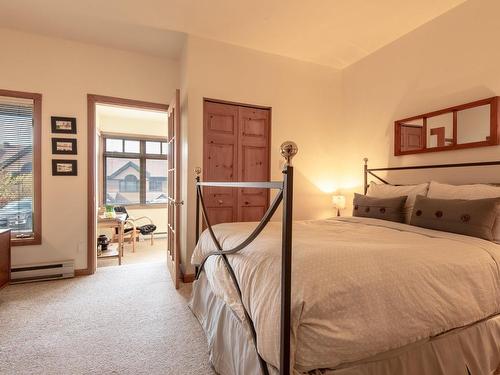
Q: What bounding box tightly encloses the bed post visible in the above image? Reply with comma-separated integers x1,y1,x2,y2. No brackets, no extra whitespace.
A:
195,167,201,244
280,141,298,375
363,158,368,195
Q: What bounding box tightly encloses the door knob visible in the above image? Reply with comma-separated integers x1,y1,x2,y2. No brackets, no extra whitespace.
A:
169,199,184,206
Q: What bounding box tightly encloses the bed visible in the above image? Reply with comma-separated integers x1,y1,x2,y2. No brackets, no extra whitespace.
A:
189,144,500,375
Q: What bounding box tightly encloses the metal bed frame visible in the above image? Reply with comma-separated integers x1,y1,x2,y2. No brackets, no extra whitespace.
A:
364,157,500,193
195,141,298,375
195,150,500,375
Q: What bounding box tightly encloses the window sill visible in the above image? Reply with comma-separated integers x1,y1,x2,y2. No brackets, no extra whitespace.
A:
11,234,41,246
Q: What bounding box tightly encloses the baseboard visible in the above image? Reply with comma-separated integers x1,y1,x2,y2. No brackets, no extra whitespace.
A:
75,268,92,276
181,272,195,283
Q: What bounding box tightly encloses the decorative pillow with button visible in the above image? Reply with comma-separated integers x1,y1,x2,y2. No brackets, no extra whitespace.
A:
427,181,500,244
367,182,429,224
352,193,407,223
410,195,500,241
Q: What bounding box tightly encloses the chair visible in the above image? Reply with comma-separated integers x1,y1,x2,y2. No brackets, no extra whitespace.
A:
113,206,157,252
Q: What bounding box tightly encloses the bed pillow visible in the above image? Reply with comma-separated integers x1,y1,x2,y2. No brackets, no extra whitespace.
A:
427,181,500,244
352,193,407,223
367,182,429,223
410,195,500,241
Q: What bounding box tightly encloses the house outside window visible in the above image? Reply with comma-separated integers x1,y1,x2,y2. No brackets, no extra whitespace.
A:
149,178,163,192
103,136,167,205
121,175,139,192
0,90,42,245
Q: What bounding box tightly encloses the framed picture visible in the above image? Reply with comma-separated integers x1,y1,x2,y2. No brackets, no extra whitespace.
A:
52,159,77,176
51,116,77,134
52,138,77,155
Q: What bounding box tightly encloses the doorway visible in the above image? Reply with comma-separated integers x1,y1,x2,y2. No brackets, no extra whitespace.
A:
96,104,168,268
87,93,182,288
203,99,271,225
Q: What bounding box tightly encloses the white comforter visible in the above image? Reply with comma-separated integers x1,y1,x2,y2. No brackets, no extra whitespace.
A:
191,217,500,372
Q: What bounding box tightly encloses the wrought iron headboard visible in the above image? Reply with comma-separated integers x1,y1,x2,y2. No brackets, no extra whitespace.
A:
363,158,500,194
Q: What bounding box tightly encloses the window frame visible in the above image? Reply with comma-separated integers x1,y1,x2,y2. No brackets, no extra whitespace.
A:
0,89,42,246
102,133,168,207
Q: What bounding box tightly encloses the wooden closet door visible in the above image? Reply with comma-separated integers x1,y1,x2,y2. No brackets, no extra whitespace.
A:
203,101,239,225
237,107,270,221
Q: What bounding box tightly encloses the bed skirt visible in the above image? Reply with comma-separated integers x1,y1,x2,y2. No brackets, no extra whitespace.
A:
189,272,500,375
189,272,274,374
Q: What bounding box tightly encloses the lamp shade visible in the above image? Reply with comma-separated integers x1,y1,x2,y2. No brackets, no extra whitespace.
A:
331,195,346,210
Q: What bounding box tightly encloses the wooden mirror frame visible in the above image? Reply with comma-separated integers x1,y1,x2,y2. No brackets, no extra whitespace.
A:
395,96,499,156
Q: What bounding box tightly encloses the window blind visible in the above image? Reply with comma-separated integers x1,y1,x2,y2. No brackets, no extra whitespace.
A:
0,95,34,235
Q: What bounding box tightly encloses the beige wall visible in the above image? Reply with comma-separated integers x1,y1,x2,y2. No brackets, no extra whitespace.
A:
180,36,342,274
0,27,179,270
340,0,500,210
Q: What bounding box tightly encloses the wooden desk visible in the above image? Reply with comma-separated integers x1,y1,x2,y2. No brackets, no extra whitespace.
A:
0,229,11,289
97,214,127,265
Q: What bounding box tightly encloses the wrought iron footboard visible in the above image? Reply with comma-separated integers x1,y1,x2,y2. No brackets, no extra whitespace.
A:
194,141,298,375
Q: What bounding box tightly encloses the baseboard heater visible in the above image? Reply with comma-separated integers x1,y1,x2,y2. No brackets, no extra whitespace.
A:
10,260,75,284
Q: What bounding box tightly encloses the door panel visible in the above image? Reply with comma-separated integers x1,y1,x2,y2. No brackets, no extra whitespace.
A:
203,101,239,225
205,143,235,181
206,207,234,224
204,143,236,211
241,145,268,181
242,118,267,137
203,101,270,224
208,113,236,133
167,89,181,289
238,107,270,222
241,206,266,222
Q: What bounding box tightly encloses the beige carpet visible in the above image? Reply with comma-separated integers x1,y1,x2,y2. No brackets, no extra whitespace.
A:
0,262,215,375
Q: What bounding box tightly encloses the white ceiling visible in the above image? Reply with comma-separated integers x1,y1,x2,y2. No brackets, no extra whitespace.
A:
0,0,466,68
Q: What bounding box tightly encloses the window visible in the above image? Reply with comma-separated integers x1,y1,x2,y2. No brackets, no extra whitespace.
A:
0,90,41,245
146,159,168,203
103,136,167,205
146,141,161,154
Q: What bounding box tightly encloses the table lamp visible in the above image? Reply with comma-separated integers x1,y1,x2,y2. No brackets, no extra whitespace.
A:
332,195,346,216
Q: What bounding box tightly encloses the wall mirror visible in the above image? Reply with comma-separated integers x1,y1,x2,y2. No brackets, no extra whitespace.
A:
395,97,499,155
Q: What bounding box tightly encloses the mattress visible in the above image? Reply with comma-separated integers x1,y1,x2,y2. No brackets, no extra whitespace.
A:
191,217,500,373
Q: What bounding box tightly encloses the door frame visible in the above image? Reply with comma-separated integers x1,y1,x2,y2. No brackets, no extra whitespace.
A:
81,94,168,276
202,97,272,222
204,97,272,111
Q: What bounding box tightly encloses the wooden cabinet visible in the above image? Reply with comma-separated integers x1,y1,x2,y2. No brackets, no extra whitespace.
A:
203,100,271,225
0,230,11,289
